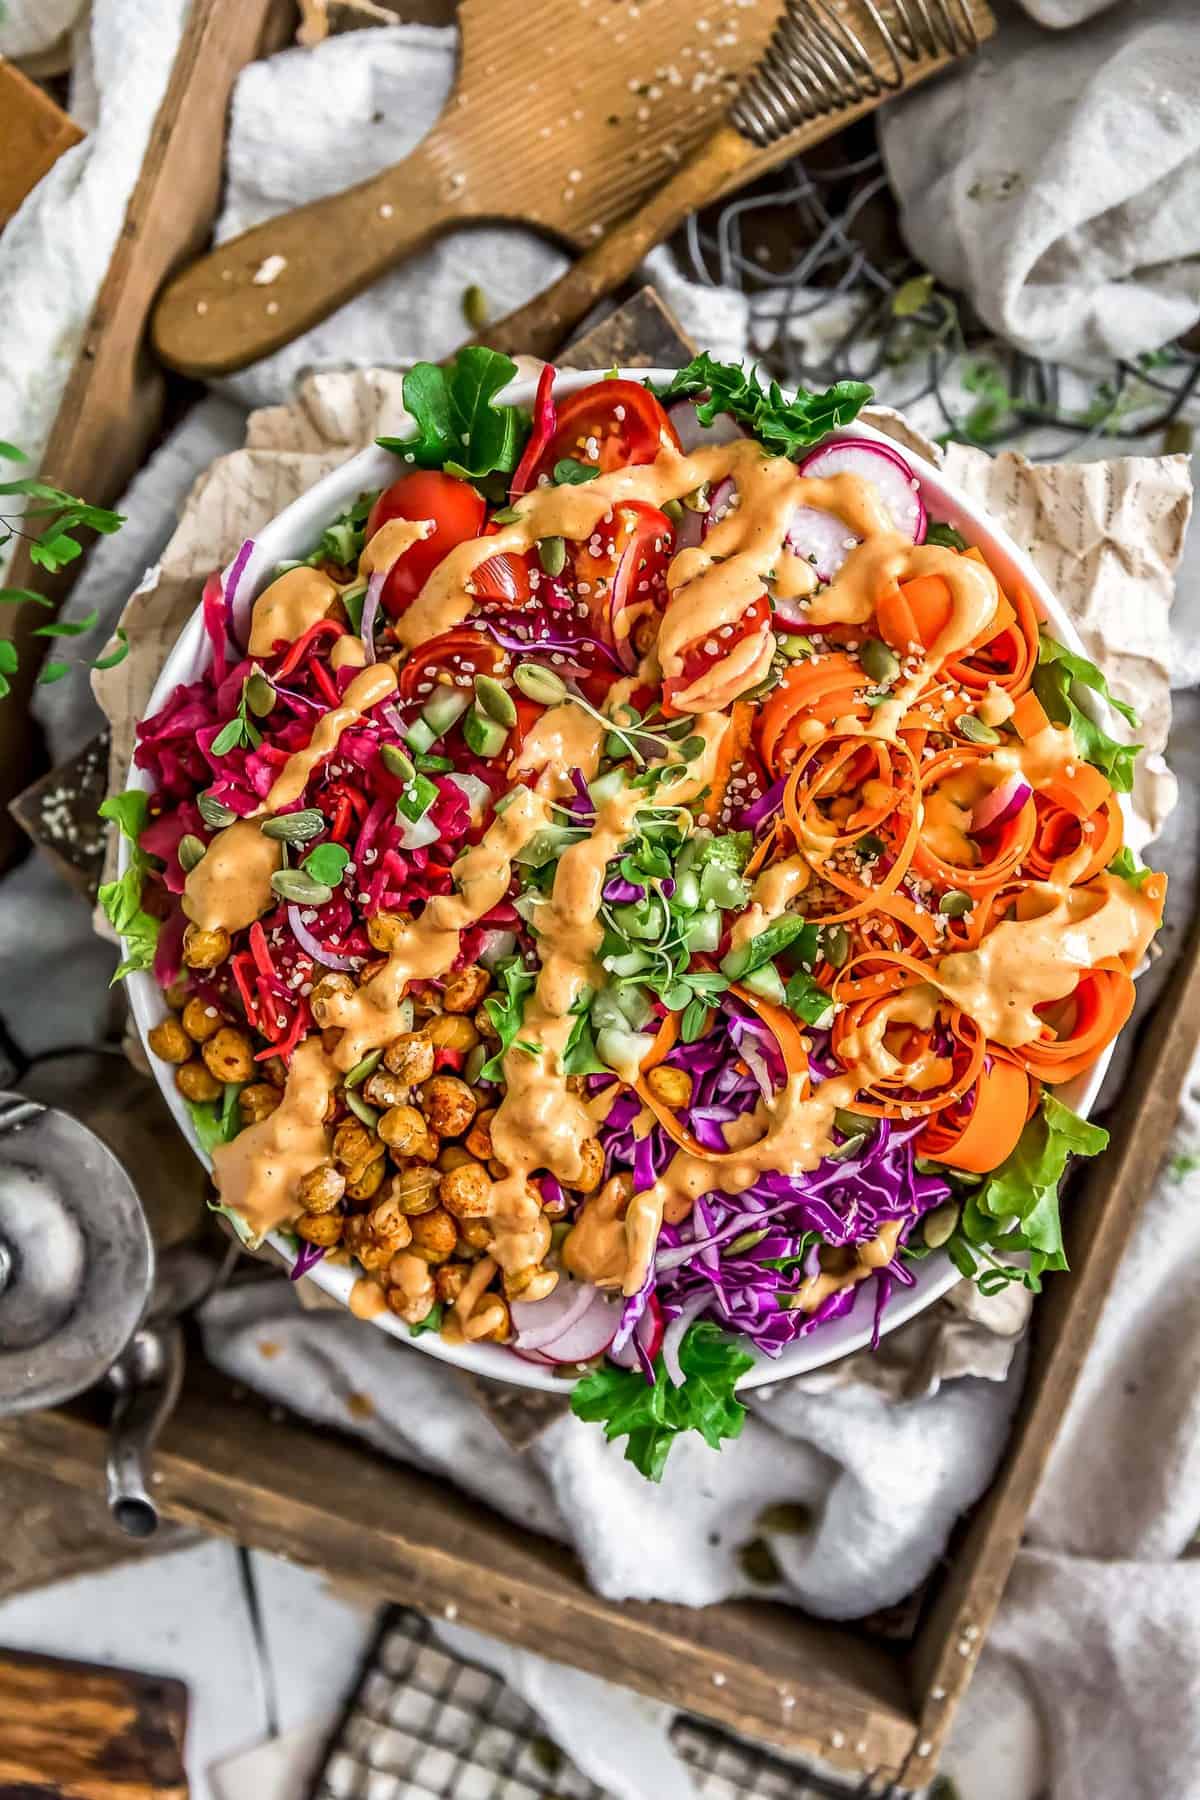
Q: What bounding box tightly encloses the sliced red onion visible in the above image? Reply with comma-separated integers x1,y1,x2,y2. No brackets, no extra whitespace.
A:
380,700,410,737
446,771,492,819
672,506,706,554
512,1282,621,1362
287,904,357,970
478,927,517,970
661,1292,709,1387
738,777,785,832
223,537,255,647
360,570,385,663
793,438,926,582
666,400,746,454
972,772,1032,835
398,812,440,850
480,617,622,670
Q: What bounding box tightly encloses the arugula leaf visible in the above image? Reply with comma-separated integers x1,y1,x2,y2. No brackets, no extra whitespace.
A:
553,458,600,485
98,791,161,982
186,1082,244,1155
925,521,968,551
655,356,872,460
950,1092,1108,1291
1032,633,1141,793
571,1321,754,1481
479,957,537,1080
784,967,835,1027
1108,846,1155,891
377,349,530,480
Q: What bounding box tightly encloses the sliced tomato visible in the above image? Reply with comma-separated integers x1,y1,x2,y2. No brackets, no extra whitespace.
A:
367,472,486,619
396,628,507,704
571,499,674,659
527,379,679,486
663,594,772,715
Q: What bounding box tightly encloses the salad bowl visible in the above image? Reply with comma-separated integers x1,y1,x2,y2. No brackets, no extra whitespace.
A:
116,363,1152,1430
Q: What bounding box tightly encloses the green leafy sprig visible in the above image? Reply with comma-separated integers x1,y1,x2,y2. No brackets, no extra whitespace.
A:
97,790,161,982
377,348,531,482
571,1321,754,1481
654,356,873,459
1032,632,1142,793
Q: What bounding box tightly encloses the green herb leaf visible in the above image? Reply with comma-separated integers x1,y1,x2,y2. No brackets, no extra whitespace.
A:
654,356,872,460
562,1005,609,1077
924,521,968,551
553,458,601,485
570,1321,754,1482
0,586,51,607
1032,633,1141,792
185,1083,244,1155
304,492,377,570
479,957,537,1081
378,349,530,480
302,842,351,887
891,273,935,318
98,790,161,982
410,1301,445,1338
36,660,71,684
1107,846,1155,891
722,916,817,981
0,442,28,462
91,626,130,671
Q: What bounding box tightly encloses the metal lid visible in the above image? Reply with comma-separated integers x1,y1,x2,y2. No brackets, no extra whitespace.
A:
0,1093,154,1414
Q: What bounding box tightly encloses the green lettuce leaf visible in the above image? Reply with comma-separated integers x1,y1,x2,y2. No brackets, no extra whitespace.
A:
377,349,530,480
185,1082,244,1156
571,1321,754,1481
97,790,160,981
1032,634,1142,793
1108,846,1155,892
479,956,537,1080
654,356,872,460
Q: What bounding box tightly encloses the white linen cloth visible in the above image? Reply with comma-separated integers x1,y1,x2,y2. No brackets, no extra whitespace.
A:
2,5,1199,1796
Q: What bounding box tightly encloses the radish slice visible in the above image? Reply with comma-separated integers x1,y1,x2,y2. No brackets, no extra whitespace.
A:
511,1279,597,1351
538,1292,623,1364
789,438,927,580
609,1294,664,1371
972,773,1032,835
666,401,746,454
705,476,737,531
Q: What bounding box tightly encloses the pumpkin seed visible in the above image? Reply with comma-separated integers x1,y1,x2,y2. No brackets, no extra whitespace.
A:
380,743,415,782
244,670,276,718
726,1227,769,1256
537,536,567,578
177,834,206,873
828,1131,868,1162
344,1050,382,1090
474,673,518,727
822,923,850,968
461,283,488,331
270,869,333,905
490,505,523,525
681,483,710,514
514,662,568,707
860,637,900,685
939,889,974,918
959,714,1000,745
922,1201,961,1248
661,498,684,526
197,792,237,830
261,808,325,843
344,1091,379,1129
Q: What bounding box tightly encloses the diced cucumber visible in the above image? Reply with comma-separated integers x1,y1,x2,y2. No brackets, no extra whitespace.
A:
463,706,509,758
588,769,626,807
609,898,665,942
396,772,439,823
614,983,654,1030
514,825,580,868
673,869,701,913
590,988,629,1031
700,863,749,911
405,716,437,754
596,1025,657,1084
422,686,471,736
685,911,722,953
740,962,787,1004
603,948,653,978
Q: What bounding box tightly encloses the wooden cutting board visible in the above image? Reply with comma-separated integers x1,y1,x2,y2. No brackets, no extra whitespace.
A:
152,0,994,374
0,1649,188,1798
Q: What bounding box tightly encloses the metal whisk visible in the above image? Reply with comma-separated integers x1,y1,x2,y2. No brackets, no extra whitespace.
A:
480,0,993,361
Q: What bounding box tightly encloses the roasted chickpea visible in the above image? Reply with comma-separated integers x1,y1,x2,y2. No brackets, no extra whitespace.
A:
182,924,231,970
440,1159,492,1219
296,1210,343,1247
425,1013,479,1053
505,1265,559,1302
456,1216,492,1253
164,978,189,1010
437,1144,474,1175
384,1251,437,1324
646,1064,694,1108
176,1060,222,1103
384,1165,442,1216
332,1119,384,1176
487,1158,508,1180
362,1068,409,1110
148,1016,191,1064
309,971,355,1027
408,1206,457,1264
562,1134,604,1192
378,1104,438,1162
261,1055,288,1090
181,996,222,1044
442,964,490,1013
321,1027,344,1058
473,1004,500,1043
345,1156,388,1203
382,1031,435,1085
201,1026,256,1084
367,911,409,952
421,1074,477,1138
367,1195,414,1252
343,1214,391,1269
239,1083,281,1125
464,1296,510,1343
464,1108,494,1161
435,1262,471,1304
297,1161,346,1215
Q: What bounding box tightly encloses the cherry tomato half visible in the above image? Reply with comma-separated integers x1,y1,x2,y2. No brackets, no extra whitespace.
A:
527,379,680,487
663,593,772,715
367,472,486,619
571,500,674,654
396,628,507,704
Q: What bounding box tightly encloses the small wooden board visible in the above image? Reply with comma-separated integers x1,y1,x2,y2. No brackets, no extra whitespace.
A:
0,1648,189,1799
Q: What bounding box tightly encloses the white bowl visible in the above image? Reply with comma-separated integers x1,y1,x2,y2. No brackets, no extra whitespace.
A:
122,368,1121,1393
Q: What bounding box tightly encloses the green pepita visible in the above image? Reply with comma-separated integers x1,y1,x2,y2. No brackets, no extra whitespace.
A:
381,742,416,782
681,483,711,514
270,869,334,905
823,924,850,968
177,834,206,873
244,670,276,718
922,1201,961,1248
939,889,975,918
828,1131,868,1162
860,637,900,686
537,536,567,578
474,673,518,727
514,662,568,707
779,634,816,661
197,792,237,831
490,505,523,525
344,1091,379,1130
661,498,684,527
959,714,1001,746
261,809,325,843
726,1228,769,1256
344,1050,382,1090
461,283,489,331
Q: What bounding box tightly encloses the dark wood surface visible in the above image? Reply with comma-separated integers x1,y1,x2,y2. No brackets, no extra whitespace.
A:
0,1648,188,1799
0,62,84,228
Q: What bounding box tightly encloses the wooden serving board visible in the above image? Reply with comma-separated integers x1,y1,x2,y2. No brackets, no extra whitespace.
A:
0,1649,188,1799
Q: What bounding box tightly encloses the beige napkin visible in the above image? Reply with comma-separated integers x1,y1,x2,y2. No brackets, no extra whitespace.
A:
92,367,1193,1398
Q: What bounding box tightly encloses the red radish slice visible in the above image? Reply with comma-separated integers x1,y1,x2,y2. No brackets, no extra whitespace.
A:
608,1294,664,1370
511,1279,596,1351
972,772,1032,835
510,1344,557,1367
535,1288,623,1364
789,438,927,580
666,401,746,454
704,476,737,531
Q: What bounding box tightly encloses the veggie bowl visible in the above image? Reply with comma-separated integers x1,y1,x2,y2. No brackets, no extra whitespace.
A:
110,356,1164,1480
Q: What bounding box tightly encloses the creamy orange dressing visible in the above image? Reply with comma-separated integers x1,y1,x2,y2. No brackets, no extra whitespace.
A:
509,703,604,797
349,1276,387,1319
330,635,367,670
263,663,398,812
248,567,340,657
792,1219,903,1313
992,722,1076,789
183,817,282,933
358,516,433,579
932,873,1160,1046
730,854,811,953
836,985,948,1092
211,1036,337,1239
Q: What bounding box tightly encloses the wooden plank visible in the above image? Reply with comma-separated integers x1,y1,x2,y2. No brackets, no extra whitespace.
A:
0,62,84,228
900,899,1200,1787
0,0,295,843
0,1379,917,1780
0,1648,188,1799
